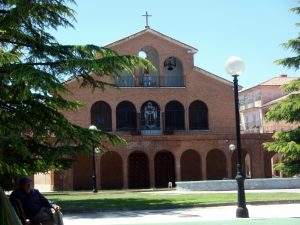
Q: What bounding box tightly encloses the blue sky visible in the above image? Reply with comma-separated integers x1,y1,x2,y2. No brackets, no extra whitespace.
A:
52,0,299,88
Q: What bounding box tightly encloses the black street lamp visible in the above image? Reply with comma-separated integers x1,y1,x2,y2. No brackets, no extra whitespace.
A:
225,56,249,218
89,125,98,193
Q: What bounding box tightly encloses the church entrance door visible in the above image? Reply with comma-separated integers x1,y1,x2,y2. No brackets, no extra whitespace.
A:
155,150,175,188
128,151,150,188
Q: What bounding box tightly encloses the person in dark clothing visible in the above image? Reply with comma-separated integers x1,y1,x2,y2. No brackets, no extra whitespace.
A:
10,177,63,225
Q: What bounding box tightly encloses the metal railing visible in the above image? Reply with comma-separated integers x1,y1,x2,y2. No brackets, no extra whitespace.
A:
116,74,185,87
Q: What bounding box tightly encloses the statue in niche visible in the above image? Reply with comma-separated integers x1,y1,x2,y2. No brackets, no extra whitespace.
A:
144,102,158,129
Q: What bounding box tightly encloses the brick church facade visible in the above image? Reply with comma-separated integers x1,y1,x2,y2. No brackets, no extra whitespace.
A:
34,28,274,191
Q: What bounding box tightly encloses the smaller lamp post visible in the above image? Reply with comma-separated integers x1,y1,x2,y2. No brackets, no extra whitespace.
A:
229,144,236,152
89,125,98,193
225,56,249,218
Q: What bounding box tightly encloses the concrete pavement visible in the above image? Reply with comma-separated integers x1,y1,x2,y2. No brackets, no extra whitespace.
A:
63,203,300,225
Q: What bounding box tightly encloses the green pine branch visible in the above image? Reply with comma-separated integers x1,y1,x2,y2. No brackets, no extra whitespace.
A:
0,0,150,187
264,3,300,176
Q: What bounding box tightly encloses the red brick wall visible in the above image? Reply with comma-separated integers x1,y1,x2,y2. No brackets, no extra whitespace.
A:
55,31,273,190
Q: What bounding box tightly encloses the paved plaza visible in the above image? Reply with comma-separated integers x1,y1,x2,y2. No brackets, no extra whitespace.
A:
63,203,300,225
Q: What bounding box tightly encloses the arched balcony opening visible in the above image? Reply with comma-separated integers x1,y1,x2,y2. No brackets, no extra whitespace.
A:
138,46,160,87
164,100,185,131
189,100,209,130
116,101,137,131
90,101,112,131
163,56,184,87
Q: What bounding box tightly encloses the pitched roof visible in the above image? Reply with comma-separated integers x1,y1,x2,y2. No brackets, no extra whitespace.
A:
65,29,233,87
106,28,198,54
194,67,233,86
262,91,300,108
260,76,298,86
240,75,299,93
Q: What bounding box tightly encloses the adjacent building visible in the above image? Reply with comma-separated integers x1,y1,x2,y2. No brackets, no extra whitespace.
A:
239,75,298,133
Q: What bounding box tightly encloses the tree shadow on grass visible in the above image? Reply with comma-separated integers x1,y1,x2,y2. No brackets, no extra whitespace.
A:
54,197,217,217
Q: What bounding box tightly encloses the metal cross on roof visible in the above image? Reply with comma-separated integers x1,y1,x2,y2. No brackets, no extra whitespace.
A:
142,11,152,28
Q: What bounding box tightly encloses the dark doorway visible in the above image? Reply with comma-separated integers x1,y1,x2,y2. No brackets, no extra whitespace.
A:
165,101,185,131
264,151,275,178
116,101,137,131
73,154,93,190
231,150,249,178
100,151,123,189
206,149,227,180
91,101,112,131
189,100,208,130
181,149,202,181
128,151,150,189
155,150,176,187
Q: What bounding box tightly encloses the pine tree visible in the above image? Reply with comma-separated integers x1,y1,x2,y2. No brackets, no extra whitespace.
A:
0,0,151,188
264,6,300,176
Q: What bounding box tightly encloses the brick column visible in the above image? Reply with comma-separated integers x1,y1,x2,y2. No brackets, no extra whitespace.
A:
202,152,207,180
96,154,101,189
185,107,189,131
227,152,232,179
63,168,74,191
111,105,116,132
175,155,181,181
149,153,155,188
123,154,128,189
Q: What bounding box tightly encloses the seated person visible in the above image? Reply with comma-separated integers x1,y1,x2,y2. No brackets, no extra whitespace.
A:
9,177,63,225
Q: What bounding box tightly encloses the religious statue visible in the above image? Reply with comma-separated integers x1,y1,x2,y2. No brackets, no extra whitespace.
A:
143,102,158,129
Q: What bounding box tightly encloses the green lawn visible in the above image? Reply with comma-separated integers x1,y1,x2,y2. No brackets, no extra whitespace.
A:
45,191,300,213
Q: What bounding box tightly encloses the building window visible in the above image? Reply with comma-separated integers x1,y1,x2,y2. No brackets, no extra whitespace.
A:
189,100,208,130
90,101,112,131
116,101,137,131
163,57,184,87
139,46,160,87
239,95,245,106
164,100,185,131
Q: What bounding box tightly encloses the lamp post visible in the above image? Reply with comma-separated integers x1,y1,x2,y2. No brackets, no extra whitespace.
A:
89,125,98,193
225,56,249,218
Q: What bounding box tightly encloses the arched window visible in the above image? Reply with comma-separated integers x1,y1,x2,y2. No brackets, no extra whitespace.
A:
141,101,160,130
189,100,208,130
163,57,184,87
116,101,137,131
164,101,185,131
139,46,159,87
90,101,112,131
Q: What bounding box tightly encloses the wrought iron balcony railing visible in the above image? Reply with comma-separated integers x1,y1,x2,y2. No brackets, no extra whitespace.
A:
116,74,185,87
